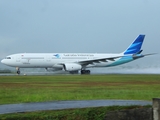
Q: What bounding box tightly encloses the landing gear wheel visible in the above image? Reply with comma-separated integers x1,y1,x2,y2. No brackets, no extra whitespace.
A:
81,70,85,74
86,70,90,74
81,70,90,75
17,70,20,75
16,67,20,75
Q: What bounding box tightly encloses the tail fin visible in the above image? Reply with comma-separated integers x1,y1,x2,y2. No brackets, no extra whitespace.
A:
123,35,145,55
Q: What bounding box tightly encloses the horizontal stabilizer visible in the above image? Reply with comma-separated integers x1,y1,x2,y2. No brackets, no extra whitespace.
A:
143,53,157,56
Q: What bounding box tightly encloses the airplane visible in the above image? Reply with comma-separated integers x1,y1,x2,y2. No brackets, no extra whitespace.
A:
1,35,155,75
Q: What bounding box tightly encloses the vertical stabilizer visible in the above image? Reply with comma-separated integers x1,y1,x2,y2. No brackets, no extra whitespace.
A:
123,35,145,55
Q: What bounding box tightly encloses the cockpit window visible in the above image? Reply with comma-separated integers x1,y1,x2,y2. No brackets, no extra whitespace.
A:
5,57,11,59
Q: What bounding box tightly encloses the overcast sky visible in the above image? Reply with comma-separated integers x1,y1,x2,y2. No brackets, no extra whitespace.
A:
0,0,160,69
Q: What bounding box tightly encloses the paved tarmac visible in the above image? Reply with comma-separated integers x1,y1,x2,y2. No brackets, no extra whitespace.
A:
0,100,152,115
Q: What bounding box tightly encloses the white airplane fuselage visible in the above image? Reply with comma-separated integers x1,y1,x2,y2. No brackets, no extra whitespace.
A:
2,53,133,68
1,35,153,74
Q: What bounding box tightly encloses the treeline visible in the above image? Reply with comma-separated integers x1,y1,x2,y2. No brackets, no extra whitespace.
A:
0,69,12,73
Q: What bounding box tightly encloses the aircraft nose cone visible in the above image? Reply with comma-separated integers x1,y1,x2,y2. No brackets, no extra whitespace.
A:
1,59,5,64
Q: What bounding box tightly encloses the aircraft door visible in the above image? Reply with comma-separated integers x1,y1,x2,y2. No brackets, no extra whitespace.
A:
46,56,51,62
16,56,21,62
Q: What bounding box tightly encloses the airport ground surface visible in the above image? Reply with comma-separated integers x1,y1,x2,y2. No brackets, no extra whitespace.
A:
0,74,159,117
0,100,151,115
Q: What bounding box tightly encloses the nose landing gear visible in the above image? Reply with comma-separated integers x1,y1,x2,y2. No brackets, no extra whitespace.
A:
16,67,20,75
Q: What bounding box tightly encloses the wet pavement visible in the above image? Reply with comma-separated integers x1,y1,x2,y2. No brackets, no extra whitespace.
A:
0,100,152,114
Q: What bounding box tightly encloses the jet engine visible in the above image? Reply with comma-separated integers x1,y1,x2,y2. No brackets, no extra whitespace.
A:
63,63,82,71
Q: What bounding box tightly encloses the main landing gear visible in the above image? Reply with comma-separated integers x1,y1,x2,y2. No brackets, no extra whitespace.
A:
81,70,90,75
16,67,20,75
69,70,91,75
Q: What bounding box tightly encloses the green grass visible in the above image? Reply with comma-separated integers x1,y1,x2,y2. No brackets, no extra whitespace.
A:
0,74,158,119
0,74,160,104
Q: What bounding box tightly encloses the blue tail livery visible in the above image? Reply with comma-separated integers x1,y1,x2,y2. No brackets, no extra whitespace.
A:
123,35,145,55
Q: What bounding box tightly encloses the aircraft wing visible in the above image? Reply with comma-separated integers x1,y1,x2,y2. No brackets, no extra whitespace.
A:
78,56,123,66
80,53,156,66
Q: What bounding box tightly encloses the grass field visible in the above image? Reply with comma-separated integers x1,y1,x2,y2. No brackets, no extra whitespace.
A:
0,74,160,105
0,74,159,120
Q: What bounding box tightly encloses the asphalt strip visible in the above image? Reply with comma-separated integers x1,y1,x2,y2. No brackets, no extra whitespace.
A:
0,100,151,115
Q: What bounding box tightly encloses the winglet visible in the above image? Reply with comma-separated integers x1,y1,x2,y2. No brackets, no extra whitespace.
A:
123,35,145,55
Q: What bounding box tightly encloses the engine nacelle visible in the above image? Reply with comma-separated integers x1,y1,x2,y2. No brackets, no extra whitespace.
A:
63,63,82,71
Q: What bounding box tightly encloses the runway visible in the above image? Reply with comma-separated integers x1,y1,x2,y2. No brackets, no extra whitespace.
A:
0,100,151,115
